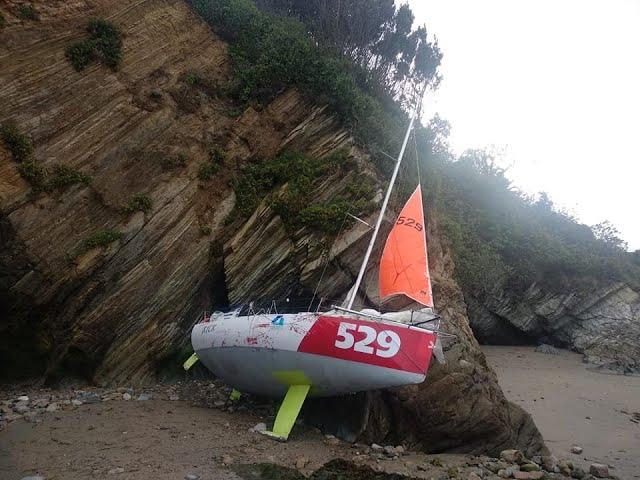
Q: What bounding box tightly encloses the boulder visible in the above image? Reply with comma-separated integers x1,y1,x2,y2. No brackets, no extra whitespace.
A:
467,283,640,374
501,450,524,464
589,464,609,478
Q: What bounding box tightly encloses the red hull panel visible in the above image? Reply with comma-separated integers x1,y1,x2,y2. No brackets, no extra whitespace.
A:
297,315,435,375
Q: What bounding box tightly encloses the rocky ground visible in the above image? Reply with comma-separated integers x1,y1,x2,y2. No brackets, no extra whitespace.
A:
0,379,623,480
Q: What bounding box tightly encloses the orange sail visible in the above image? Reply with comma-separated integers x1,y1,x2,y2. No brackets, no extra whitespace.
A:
379,185,433,307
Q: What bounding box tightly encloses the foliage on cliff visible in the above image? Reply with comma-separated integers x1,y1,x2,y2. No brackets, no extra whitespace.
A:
66,19,123,71
1,122,91,193
233,150,373,234
186,0,440,165
432,148,640,294
254,0,442,106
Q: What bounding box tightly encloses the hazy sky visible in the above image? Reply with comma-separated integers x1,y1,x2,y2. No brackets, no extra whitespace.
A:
408,0,639,250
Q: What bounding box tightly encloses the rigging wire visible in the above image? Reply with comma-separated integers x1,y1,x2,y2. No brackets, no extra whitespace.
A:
307,148,379,312
307,213,349,311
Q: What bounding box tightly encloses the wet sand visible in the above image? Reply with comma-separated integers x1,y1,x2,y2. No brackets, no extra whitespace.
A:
0,390,494,480
2,348,639,479
483,346,640,479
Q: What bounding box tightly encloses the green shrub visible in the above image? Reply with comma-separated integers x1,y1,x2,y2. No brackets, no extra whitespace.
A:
198,162,219,181
65,40,96,71
159,153,187,171
200,225,212,236
209,146,226,163
0,122,49,191
1,122,33,162
87,18,123,71
18,4,39,21
122,193,152,214
232,150,372,234
185,73,201,86
18,160,48,192
198,147,226,182
70,229,123,258
65,18,122,72
47,164,91,190
198,147,225,181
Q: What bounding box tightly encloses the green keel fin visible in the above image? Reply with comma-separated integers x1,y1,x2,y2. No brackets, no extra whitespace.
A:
182,352,199,371
229,389,241,402
260,384,310,441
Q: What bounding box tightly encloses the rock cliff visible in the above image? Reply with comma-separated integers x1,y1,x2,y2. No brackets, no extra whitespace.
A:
0,0,545,455
466,282,640,374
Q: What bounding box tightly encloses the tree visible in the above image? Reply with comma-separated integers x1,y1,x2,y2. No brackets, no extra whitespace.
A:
591,221,628,251
254,0,442,107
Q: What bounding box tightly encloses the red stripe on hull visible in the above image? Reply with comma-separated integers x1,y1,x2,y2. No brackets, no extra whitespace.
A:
297,315,435,375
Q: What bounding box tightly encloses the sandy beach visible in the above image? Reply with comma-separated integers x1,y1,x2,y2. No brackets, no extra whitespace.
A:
483,346,640,479
1,347,639,479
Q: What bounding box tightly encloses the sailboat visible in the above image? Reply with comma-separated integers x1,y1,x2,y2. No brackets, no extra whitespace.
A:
186,106,440,441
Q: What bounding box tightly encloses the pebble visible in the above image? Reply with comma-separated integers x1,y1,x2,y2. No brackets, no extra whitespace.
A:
23,412,40,423
507,466,520,476
17,395,29,402
137,393,152,401
324,436,341,446
514,472,544,480
589,463,609,478
32,398,49,408
21,476,45,480
468,473,482,480
500,449,524,464
295,456,308,469
122,393,132,401
535,344,560,355
184,475,200,480
45,403,58,412
371,443,384,452
107,467,125,475
78,393,101,404
541,455,558,471
571,467,586,479
571,446,583,454
169,394,180,401
13,402,30,414
520,463,540,472
250,422,267,432
213,401,225,407
221,454,233,466
71,399,83,407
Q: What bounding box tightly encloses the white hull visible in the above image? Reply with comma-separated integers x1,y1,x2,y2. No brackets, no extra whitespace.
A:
191,311,436,397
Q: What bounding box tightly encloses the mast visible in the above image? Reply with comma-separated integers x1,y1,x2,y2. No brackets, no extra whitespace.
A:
346,97,421,310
